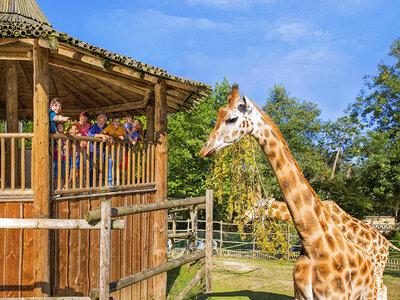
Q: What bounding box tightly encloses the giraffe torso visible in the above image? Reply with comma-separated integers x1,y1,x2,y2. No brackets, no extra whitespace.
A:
245,199,391,299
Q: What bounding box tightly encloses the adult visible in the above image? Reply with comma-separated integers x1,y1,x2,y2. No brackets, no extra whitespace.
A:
88,114,113,188
73,111,90,137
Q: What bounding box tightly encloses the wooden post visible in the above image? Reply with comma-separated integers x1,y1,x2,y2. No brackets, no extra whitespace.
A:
220,220,223,251
146,99,155,141
32,40,51,296
205,189,213,293
154,78,168,297
172,212,176,256
99,199,112,300
5,61,19,187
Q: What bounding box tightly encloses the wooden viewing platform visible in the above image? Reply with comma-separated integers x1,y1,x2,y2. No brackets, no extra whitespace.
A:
0,0,211,299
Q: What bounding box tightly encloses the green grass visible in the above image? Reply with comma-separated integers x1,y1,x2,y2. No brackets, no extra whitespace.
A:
167,257,400,300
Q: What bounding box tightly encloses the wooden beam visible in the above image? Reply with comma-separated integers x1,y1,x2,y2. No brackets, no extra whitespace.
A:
32,40,51,297
51,76,60,99
94,78,131,103
0,51,31,60
48,53,151,95
154,78,168,297
19,61,34,91
52,75,89,108
146,99,155,141
50,69,97,107
58,68,117,105
0,65,6,100
55,44,159,85
5,61,19,188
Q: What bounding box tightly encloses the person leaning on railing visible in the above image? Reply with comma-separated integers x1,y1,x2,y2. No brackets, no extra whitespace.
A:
98,116,127,188
88,113,113,188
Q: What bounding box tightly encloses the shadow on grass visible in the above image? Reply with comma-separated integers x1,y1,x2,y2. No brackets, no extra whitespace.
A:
196,290,293,299
384,270,400,278
167,265,183,297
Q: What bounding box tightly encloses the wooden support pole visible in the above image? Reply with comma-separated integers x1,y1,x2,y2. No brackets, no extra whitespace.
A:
32,39,51,297
100,200,112,300
5,61,19,187
153,78,168,297
205,189,213,293
146,98,155,141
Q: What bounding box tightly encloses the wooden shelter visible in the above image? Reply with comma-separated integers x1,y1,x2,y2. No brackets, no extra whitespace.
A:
0,0,211,298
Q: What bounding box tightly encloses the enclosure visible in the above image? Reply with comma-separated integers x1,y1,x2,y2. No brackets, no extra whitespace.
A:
0,1,211,298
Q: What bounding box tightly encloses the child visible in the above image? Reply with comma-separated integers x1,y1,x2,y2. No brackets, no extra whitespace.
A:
123,115,133,135
65,124,81,187
49,98,69,133
53,123,66,189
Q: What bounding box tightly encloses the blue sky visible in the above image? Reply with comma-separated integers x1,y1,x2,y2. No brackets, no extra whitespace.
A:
37,0,400,121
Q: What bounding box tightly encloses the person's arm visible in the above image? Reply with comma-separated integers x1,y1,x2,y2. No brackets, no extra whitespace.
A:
52,114,70,122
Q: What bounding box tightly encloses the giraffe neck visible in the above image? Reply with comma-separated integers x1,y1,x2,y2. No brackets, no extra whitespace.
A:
250,105,325,242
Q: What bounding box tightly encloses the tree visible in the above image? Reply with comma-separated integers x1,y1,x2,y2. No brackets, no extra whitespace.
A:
167,78,231,197
347,39,400,217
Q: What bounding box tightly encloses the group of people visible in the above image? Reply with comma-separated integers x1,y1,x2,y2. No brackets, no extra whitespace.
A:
49,97,144,189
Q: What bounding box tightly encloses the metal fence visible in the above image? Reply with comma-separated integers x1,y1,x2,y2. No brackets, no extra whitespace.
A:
168,218,400,271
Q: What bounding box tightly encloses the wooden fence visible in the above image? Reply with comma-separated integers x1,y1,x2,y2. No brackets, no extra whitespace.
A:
0,133,156,198
0,190,214,299
169,218,400,271
0,133,34,196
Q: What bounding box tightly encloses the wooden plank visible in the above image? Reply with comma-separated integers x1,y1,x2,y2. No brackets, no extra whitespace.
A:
32,39,51,297
147,192,155,297
0,203,6,298
68,200,79,295
99,200,112,300
58,68,115,105
21,202,35,297
132,193,141,299
140,194,148,296
88,199,101,293
110,195,121,300
6,61,18,190
48,55,151,96
120,195,130,300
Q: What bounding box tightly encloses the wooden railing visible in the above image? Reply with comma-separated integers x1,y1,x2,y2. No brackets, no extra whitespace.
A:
0,133,34,196
51,134,156,195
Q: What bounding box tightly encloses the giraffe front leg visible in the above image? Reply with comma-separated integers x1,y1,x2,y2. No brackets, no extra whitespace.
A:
293,255,313,299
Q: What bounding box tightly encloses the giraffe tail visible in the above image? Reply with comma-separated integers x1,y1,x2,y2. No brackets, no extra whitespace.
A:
389,242,400,252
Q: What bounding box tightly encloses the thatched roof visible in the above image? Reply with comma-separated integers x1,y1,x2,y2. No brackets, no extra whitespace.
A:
0,0,211,119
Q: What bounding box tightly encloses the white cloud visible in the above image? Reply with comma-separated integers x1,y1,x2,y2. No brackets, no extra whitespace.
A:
104,8,232,33
266,21,330,42
185,0,278,9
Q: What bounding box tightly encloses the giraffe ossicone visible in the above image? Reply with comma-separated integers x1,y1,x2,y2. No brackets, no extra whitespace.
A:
200,84,383,299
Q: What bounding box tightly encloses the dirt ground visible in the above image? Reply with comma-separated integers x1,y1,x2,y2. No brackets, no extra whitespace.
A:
195,257,400,300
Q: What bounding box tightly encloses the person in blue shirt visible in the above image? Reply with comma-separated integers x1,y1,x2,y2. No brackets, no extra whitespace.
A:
49,98,69,133
127,119,144,146
88,113,114,188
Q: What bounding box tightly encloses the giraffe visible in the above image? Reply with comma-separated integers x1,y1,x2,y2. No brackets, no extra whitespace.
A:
200,84,379,299
244,194,400,299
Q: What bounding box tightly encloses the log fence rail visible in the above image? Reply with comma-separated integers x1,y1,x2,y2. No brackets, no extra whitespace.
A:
0,190,215,300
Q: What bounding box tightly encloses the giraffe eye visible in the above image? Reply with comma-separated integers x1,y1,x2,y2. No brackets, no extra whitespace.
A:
238,104,246,112
226,116,238,124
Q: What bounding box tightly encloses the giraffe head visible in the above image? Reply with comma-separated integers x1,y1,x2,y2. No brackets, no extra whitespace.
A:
200,83,255,158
